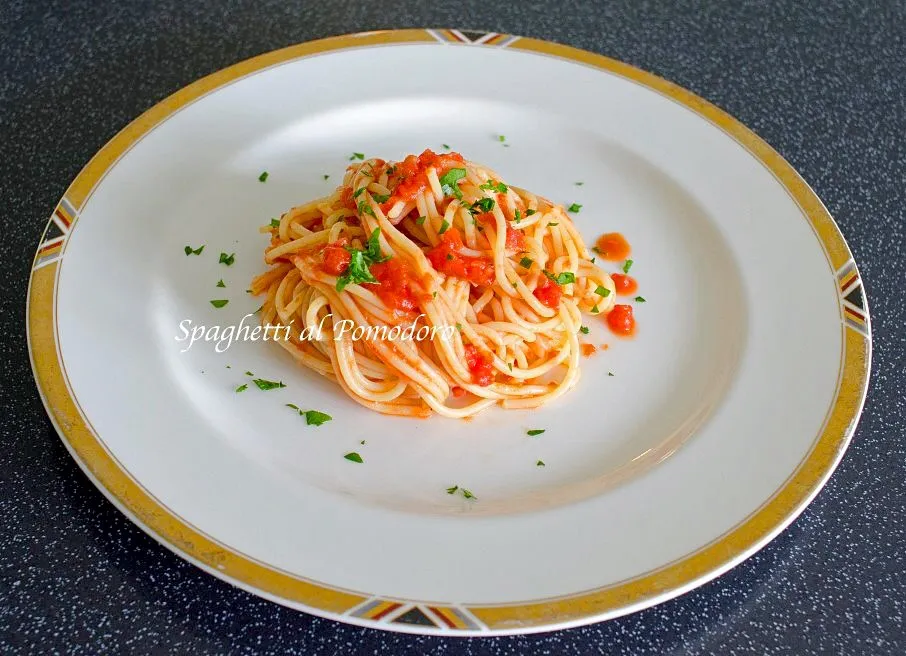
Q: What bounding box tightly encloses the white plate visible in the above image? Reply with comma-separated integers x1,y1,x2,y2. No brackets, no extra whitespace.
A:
27,29,871,635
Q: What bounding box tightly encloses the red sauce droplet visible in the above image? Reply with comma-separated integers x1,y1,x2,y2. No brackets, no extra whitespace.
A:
426,228,496,286
580,343,597,357
321,238,351,275
610,273,638,296
384,149,465,211
601,343,610,351
606,304,635,336
533,275,562,309
595,232,631,261
463,344,494,386
451,386,466,399
369,258,421,314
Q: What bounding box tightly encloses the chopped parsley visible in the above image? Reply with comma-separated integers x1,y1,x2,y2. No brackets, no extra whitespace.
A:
575,181,584,186
462,488,477,499
580,326,590,335
184,245,204,256
386,166,396,175
415,216,427,226
372,193,390,203
219,252,235,266
507,362,513,371
608,372,615,377
479,180,508,193
252,378,286,391
245,371,254,376
305,410,332,426
210,299,229,308
567,203,582,213
519,257,533,268
514,209,522,222
323,174,330,180
543,270,576,285
635,296,646,303
536,460,546,467
446,485,459,495
439,167,467,200
350,152,365,160
595,285,611,297
353,187,366,198
455,323,463,332
258,171,268,182
590,256,596,263
216,279,225,288
497,134,506,142
623,259,634,273
357,200,376,217
591,304,600,314
344,452,364,463
548,222,559,227
269,218,280,228
442,143,451,150
446,253,453,261
525,209,537,216
286,403,301,411
336,228,389,292
527,429,545,437
469,197,495,215
235,384,248,393
360,440,366,445
438,219,450,235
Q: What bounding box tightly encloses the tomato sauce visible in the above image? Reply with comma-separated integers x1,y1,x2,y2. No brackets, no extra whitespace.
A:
595,232,631,261
370,258,421,314
580,343,597,357
533,275,562,309
606,304,635,336
451,386,467,399
383,149,465,212
340,186,357,211
320,238,351,275
610,273,638,296
425,228,495,286
463,344,494,386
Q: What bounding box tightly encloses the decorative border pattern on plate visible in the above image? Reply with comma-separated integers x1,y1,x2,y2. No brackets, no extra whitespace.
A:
26,29,871,635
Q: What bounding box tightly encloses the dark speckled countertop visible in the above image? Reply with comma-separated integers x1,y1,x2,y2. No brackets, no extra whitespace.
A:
2,1,904,653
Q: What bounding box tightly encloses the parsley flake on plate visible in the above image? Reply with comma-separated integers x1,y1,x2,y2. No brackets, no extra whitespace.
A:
567,203,582,213
219,252,235,266
184,245,204,256
210,299,228,309
527,429,545,437
344,452,364,463
258,171,268,182
252,378,285,391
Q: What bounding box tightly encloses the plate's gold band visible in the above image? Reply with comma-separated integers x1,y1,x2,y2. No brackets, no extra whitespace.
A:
27,29,871,633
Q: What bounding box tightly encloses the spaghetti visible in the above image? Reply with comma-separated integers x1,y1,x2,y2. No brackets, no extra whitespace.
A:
250,149,618,418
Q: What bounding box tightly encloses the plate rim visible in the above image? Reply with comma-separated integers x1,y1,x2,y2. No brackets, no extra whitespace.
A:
26,28,872,635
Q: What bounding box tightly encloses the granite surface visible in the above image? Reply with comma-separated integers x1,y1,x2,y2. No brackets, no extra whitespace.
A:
1,1,904,653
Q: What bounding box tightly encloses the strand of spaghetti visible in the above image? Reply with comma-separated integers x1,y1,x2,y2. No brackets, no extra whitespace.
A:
266,232,329,263
332,329,410,401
